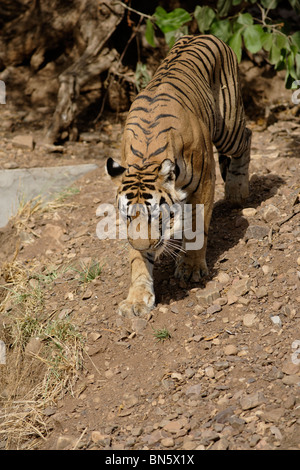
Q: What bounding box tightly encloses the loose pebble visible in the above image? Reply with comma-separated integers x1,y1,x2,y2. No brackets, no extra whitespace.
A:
242,207,257,217
243,313,257,327
224,344,238,356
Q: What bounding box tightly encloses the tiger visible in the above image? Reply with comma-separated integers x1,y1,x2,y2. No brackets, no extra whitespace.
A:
106,34,251,317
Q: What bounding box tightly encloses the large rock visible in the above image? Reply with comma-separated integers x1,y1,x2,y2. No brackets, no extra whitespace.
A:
196,282,221,305
245,224,269,241
0,164,98,228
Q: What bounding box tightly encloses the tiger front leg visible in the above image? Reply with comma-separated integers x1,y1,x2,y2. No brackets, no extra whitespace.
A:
175,179,214,283
118,248,155,318
224,128,251,205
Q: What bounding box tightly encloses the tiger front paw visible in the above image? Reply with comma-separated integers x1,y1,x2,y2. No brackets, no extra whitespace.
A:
118,289,155,318
175,256,208,282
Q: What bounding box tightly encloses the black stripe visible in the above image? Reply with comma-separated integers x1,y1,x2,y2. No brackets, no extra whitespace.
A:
132,106,149,113
149,114,178,128
127,122,151,135
157,126,176,137
126,192,136,200
154,81,194,114
142,193,153,200
135,93,173,104
130,145,143,159
134,94,153,103
142,178,157,183
126,128,138,138
192,156,205,194
182,152,194,190
149,142,169,158
122,184,138,191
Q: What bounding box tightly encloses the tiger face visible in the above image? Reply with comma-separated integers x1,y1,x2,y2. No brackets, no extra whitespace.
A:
106,157,186,256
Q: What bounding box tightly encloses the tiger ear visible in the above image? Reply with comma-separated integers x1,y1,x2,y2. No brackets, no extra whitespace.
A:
159,159,175,177
106,158,126,180
159,159,180,182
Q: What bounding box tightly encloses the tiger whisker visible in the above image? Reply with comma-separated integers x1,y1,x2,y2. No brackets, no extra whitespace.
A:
163,244,180,260
165,241,186,254
163,239,186,258
159,243,176,260
160,235,185,248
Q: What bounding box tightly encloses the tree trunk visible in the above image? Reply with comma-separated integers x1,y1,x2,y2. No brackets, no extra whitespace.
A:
0,0,124,143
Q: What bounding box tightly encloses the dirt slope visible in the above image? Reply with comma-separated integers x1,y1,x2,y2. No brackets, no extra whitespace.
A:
0,72,299,450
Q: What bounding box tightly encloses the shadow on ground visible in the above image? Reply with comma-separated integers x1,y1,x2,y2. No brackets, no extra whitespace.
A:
153,173,285,305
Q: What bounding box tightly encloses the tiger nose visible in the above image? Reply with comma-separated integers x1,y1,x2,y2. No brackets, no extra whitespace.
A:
128,238,151,251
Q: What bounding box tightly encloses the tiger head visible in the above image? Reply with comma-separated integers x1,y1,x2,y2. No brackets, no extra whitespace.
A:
106,157,186,256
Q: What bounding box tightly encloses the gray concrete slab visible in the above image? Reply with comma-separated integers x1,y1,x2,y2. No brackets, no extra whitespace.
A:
0,163,98,228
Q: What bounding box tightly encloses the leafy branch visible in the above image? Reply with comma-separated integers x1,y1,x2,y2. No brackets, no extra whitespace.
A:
126,0,300,89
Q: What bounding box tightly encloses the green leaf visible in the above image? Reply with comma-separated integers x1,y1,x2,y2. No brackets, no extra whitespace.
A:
260,0,280,9
135,62,151,92
286,50,298,79
165,25,189,48
262,32,273,51
210,19,232,42
232,20,244,34
243,24,265,53
164,30,176,48
236,13,253,26
269,42,281,65
154,6,167,19
285,72,296,88
194,6,216,33
217,0,233,17
296,53,300,77
275,33,289,51
288,0,300,13
145,19,156,48
154,7,191,33
229,30,242,62
291,31,300,50
276,59,286,71
290,44,298,56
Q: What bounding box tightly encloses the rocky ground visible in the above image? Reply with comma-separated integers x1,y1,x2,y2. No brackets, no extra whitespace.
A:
0,66,299,451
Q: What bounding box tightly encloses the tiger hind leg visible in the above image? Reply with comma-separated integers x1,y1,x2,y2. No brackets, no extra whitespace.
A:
221,128,252,205
218,154,230,182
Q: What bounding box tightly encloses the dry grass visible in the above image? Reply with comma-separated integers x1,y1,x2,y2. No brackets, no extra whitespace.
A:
0,190,85,449
0,257,85,448
0,384,52,449
12,186,79,237
12,196,44,237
